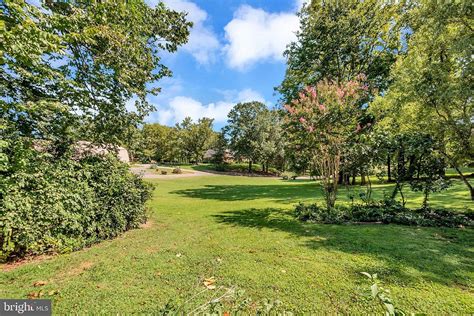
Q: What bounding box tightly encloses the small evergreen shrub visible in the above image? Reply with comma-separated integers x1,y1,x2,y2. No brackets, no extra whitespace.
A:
294,201,472,228
172,167,182,174
161,170,168,175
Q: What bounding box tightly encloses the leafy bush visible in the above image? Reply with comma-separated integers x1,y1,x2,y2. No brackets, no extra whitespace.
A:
294,200,472,228
210,163,280,175
161,170,168,175
172,167,182,174
1,155,152,261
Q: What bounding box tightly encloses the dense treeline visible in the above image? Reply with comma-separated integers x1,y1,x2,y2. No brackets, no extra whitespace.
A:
127,117,218,164
134,0,472,209
279,0,473,208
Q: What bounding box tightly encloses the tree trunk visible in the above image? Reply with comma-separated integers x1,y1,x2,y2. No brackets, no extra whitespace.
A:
454,165,474,200
351,173,356,185
248,160,252,173
387,154,392,182
361,173,367,186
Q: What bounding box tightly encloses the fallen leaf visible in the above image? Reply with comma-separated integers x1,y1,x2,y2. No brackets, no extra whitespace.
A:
156,272,162,277
48,290,59,296
27,291,43,299
176,253,182,258
33,281,47,287
203,277,216,290
281,269,286,273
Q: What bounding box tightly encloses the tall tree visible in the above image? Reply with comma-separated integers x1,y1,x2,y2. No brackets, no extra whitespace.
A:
277,0,401,104
284,78,369,208
1,0,191,157
225,102,268,173
371,1,473,199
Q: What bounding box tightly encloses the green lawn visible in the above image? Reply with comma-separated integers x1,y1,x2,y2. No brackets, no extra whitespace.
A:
1,176,473,313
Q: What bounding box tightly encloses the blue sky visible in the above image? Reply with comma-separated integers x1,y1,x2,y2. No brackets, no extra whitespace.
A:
144,0,304,129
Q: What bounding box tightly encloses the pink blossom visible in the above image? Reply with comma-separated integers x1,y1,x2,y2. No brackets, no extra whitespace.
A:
284,104,295,114
336,88,345,100
307,86,317,98
307,125,314,132
318,103,326,111
299,117,306,124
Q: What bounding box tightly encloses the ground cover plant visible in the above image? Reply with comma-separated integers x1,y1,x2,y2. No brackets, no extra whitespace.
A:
1,175,472,314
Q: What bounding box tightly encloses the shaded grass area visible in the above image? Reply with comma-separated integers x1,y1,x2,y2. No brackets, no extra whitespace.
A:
0,176,472,313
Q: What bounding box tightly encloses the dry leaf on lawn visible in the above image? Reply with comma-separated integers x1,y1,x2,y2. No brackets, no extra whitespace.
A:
33,281,47,287
203,277,216,290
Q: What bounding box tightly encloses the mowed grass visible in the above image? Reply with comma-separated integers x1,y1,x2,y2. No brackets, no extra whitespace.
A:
0,176,473,313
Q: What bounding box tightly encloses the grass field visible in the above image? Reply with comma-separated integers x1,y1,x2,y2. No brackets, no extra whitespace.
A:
1,175,473,313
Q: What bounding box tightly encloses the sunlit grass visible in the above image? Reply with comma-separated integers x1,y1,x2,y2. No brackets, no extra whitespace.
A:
1,175,472,313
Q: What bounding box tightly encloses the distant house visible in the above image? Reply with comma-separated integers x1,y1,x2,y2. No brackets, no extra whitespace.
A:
203,148,234,163
34,140,130,163
75,141,130,163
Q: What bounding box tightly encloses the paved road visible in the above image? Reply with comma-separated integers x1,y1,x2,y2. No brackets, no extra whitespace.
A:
130,164,216,179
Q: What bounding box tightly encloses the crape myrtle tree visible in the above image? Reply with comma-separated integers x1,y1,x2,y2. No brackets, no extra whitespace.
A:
278,0,403,183
284,77,369,209
372,1,474,199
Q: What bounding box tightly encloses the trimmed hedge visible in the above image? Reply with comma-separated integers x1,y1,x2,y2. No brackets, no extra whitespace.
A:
1,155,152,261
294,200,473,228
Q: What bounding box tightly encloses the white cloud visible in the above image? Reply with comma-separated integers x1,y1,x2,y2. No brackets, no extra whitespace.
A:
147,88,266,125
223,5,299,70
295,0,307,11
147,0,220,64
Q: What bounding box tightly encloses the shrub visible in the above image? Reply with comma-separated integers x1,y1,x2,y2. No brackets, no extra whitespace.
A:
172,167,182,174
161,170,168,175
294,201,472,228
0,155,152,261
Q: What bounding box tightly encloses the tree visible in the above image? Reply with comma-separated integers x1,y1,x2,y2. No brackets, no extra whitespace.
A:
284,78,369,209
371,1,473,199
1,0,191,163
177,117,216,164
277,0,401,104
254,109,286,173
225,102,268,173
141,123,174,162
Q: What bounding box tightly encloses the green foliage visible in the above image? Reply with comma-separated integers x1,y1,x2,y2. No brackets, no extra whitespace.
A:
370,1,473,198
0,154,152,261
284,78,370,208
278,0,401,103
361,273,405,316
172,167,182,174
294,201,472,228
225,101,266,170
212,163,279,175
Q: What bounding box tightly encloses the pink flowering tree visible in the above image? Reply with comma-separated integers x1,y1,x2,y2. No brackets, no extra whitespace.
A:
284,76,369,209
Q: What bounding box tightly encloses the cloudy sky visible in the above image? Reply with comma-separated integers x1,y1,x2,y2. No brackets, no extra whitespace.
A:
143,0,303,129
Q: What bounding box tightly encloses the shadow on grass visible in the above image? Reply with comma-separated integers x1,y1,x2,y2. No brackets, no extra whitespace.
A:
213,207,474,288
171,183,321,203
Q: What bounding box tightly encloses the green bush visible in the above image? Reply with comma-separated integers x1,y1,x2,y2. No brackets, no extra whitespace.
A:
294,201,473,228
172,167,182,174
0,155,152,261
